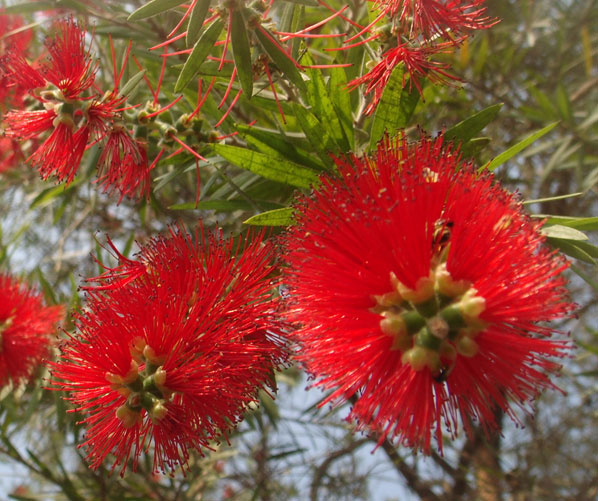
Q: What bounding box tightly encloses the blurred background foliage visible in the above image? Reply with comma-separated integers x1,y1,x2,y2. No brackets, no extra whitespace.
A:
0,0,597,499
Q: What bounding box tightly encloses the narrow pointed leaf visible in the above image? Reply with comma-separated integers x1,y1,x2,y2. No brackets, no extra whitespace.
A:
119,69,146,98
540,216,598,231
292,104,336,170
254,26,306,94
237,124,324,171
541,225,589,241
244,208,295,226
523,192,583,205
328,65,354,149
230,8,253,98
444,103,502,144
213,144,319,188
186,0,211,46
485,122,558,171
128,0,186,20
547,238,598,264
302,49,350,151
369,67,420,149
175,19,224,92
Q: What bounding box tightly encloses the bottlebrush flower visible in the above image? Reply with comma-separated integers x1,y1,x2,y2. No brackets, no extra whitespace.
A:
282,134,575,452
371,0,496,40
0,274,63,387
50,225,285,473
348,42,459,114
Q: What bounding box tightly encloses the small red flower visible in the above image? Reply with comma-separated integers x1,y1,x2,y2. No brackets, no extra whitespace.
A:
348,42,459,114
50,226,285,473
372,0,496,39
41,17,97,99
0,274,64,386
282,134,575,452
96,128,151,202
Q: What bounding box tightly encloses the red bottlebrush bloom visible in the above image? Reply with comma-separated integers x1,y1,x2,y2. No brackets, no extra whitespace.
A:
41,17,96,99
348,42,459,114
3,109,56,140
96,130,151,202
282,134,575,452
0,12,36,106
0,274,63,387
372,0,496,39
50,226,285,473
30,119,90,184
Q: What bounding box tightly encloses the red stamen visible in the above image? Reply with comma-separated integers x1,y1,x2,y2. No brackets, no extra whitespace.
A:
168,0,197,38
150,32,186,50
155,47,168,103
169,135,207,161
132,55,158,102
215,89,242,128
263,63,285,123
144,95,184,119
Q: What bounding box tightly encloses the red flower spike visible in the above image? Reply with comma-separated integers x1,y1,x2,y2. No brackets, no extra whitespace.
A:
41,18,97,99
0,274,64,387
348,41,460,115
96,132,152,202
50,226,285,474
282,134,575,452
372,0,496,40
29,120,89,183
0,51,46,94
4,109,56,140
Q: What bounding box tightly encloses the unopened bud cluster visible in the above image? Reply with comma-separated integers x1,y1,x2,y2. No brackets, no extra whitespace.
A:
106,338,171,427
373,262,486,381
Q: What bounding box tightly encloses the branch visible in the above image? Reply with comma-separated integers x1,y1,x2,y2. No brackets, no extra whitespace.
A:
309,438,369,501
346,393,442,501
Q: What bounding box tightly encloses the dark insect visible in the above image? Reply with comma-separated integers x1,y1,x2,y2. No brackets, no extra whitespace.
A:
433,366,451,383
432,219,454,251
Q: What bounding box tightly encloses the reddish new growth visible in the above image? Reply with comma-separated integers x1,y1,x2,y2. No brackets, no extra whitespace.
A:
50,225,285,474
0,274,63,387
282,134,575,452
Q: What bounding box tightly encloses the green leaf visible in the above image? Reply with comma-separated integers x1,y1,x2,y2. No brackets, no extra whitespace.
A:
328,65,354,149
175,20,224,93
485,122,558,171
237,124,324,171
186,0,211,46
301,49,350,151
36,268,58,305
444,104,503,144
541,225,588,241
547,238,598,264
230,8,253,98
170,200,281,211
118,69,147,99
128,0,186,20
4,2,54,13
369,67,420,150
540,216,598,231
523,192,583,205
213,144,319,188
293,103,336,170
244,208,295,226
254,26,306,94
29,181,81,209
